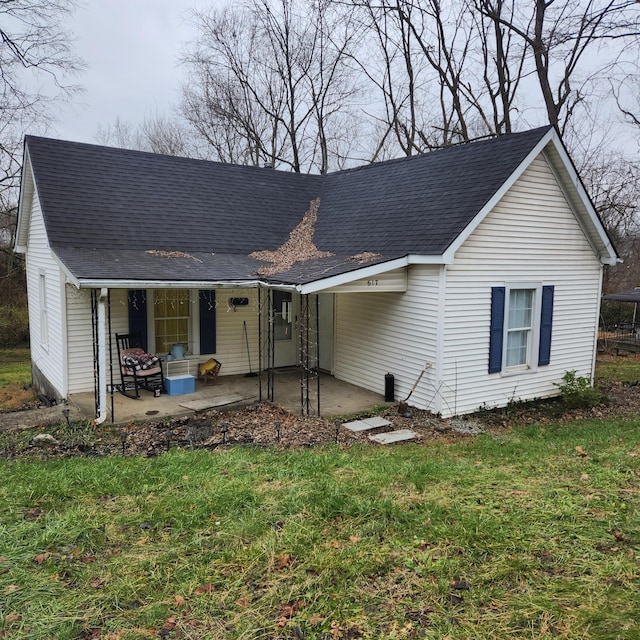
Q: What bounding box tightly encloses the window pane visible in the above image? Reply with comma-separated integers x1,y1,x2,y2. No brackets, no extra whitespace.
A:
508,289,533,329
506,329,529,367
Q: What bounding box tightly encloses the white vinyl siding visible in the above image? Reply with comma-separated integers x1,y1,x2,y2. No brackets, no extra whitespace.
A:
25,190,66,397
334,265,441,409
440,154,602,416
39,273,49,348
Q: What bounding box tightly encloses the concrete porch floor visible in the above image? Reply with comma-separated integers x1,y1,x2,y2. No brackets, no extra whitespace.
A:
68,371,388,425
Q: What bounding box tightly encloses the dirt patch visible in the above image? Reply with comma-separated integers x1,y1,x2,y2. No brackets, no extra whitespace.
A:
1,380,639,461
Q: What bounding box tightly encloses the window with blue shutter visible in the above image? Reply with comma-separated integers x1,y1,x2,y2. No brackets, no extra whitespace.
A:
127,289,218,356
489,284,554,373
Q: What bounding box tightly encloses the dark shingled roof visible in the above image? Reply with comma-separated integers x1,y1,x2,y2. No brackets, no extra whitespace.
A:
24,126,552,284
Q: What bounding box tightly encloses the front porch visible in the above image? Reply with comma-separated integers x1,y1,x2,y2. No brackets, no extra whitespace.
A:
69,370,388,425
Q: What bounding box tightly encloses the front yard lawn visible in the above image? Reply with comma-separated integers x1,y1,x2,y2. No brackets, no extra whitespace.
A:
1,417,638,639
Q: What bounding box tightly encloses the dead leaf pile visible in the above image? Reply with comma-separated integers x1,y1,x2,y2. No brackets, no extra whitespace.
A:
251,198,333,276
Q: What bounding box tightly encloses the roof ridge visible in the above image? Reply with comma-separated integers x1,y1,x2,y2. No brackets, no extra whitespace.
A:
328,125,554,177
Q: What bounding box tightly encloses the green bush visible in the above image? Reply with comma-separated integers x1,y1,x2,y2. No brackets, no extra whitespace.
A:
0,305,29,347
554,370,603,409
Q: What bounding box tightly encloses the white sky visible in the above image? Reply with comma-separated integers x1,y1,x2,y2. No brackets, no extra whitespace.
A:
53,0,209,144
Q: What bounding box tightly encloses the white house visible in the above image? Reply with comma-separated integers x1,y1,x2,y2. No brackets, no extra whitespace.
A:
15,126,618,421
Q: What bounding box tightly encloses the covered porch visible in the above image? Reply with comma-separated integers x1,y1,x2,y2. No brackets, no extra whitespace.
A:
69,370,388,425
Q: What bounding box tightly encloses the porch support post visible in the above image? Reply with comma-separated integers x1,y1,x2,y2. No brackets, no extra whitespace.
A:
95,287,108,425
258,287,263,402
316,294,320,417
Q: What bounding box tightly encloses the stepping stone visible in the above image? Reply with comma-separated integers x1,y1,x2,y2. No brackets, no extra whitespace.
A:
369,429,419,445
343,416,392,432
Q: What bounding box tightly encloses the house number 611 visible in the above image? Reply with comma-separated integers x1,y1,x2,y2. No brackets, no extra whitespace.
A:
367,279,379,286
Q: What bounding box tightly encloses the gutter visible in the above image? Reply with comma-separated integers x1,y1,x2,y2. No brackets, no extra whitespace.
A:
74,279,299,291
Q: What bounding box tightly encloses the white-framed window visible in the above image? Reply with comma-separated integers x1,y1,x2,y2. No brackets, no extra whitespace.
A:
503,284,541,371
152,289,191,354
489,283,554,374
505,288,536,368
39,272,48,348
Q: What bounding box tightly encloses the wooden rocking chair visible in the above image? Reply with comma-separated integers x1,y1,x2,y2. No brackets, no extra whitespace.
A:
116,333,165,399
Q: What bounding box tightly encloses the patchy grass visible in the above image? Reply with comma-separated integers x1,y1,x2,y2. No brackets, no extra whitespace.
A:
1,419,638,639
0,348,33,411
596,355,640,385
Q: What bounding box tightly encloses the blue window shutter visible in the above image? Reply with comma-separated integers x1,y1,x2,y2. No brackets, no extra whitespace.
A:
127,290,148,351
538,285,554,366
489,287,505,374
199,290,216,354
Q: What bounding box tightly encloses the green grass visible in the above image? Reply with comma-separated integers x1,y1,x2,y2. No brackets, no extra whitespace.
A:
1,419,639,639
0,348,31,387
0,348,33,411
595,357,640,384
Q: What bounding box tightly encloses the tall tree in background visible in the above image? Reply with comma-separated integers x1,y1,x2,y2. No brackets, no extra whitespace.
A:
476,0,640,134
0,0,83,308
180,0,362,173
0,0,83,210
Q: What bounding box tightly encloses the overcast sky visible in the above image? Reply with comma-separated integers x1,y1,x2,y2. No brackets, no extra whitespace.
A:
53,0,209,144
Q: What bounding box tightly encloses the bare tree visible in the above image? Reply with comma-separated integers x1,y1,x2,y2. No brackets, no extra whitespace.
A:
0,0,83,208
476,0,640,134
96,115,194,157
349,0,533,157
0,0,83,305
180,0,362,173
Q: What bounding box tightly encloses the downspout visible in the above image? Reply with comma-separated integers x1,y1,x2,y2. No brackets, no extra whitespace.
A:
95,287,108,425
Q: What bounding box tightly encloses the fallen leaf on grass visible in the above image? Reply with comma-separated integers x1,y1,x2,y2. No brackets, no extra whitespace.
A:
163,616,177,630
194,583,215,595
5,584,19,592
237,597,249,608
309,613,325,625
575,446,588,457
90,577,106,589
5,613,20,623
174,595,186,607
33,552,50,564
274,553,293,570
349,535,361,544
580,473,590,480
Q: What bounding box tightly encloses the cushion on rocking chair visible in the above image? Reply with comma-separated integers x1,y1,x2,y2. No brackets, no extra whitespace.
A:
121,348,161,374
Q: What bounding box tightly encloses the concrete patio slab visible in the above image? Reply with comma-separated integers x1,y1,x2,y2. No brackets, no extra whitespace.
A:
67,371,389,425
179,394,254,411
369,429,419,444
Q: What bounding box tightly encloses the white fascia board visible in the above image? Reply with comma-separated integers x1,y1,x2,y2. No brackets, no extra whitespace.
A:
442,127,557,263
297,257,410,294
14,145,34,252
74,278,298,291
542,136,619,266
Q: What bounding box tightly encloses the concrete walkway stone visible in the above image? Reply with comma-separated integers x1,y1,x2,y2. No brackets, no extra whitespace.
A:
343,416,392,432
369,429,419,444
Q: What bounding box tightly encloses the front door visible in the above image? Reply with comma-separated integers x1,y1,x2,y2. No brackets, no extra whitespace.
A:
273,290,297,368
